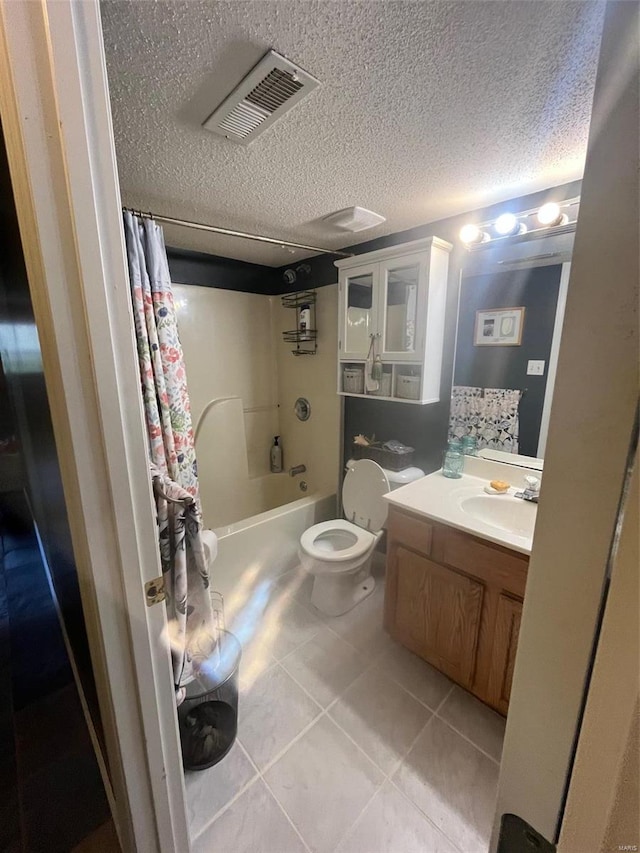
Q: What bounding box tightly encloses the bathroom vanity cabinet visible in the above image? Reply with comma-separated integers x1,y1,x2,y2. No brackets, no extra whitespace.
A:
384,505,528,715
335,237,452,404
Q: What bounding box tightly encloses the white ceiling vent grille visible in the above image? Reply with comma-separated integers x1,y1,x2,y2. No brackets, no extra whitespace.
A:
323,207,387,232
203,50,319,144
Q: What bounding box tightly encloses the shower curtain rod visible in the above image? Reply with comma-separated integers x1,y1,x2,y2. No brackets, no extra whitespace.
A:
123,207,353,258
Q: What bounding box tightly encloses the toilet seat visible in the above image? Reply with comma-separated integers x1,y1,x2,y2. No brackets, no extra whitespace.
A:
300,461,390,575
300,519,376,566
298,460,418,616
342,460,390,533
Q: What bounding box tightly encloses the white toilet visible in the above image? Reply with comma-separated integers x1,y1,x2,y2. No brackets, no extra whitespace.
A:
298,459,425,616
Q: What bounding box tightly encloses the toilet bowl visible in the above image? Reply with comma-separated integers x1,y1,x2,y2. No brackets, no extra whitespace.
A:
299,459,424,616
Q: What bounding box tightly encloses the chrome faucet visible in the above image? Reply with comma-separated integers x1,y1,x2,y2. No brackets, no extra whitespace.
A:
289,464,307,477
515,475,541,503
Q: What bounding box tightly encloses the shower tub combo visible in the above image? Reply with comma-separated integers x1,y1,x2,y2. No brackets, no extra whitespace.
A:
195,396,336,682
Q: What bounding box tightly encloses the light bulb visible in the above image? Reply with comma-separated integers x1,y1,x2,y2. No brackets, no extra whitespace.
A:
495,213,519,236
460,223,485,244
537,202,567,227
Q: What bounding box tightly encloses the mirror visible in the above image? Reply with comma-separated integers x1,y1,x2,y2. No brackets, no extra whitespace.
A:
451,261,568,459
345,272,373,353
384,264,419,352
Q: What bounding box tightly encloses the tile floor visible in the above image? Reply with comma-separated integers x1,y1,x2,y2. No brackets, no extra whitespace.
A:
185,560,505,853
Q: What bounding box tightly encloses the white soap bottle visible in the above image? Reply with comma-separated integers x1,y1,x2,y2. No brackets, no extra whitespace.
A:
270,436,283,473
298,304,311,341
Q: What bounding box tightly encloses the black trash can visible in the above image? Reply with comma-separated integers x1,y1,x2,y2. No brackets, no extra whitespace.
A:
177,630,242,771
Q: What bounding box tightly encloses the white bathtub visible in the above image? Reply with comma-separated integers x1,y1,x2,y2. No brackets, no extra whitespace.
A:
211,491,336,605
208,492,335,686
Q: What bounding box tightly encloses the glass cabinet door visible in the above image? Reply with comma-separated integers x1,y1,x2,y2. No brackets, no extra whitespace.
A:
379,254,425,361
340,264,378,359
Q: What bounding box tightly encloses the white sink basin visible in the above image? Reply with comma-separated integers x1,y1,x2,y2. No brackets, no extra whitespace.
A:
459,494,537,537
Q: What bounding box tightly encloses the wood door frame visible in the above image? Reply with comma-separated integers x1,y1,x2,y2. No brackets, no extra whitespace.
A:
0,1,189,850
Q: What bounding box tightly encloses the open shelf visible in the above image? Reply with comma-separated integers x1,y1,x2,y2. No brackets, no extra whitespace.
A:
338,361,430,403
281,290,316,309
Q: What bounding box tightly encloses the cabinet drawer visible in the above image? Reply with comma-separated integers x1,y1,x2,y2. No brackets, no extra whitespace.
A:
387,509,433,556
443,528,528,598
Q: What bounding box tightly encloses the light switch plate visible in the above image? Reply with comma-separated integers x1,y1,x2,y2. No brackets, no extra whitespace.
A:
527,360,545,376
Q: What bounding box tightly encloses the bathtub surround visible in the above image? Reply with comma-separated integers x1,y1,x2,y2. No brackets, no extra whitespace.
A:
175,286,283,526
124,212,199,495
174,282,339,528
275,285,341,500
174,285,279,474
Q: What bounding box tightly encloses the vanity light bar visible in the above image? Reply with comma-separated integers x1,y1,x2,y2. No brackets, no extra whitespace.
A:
459,197,580,247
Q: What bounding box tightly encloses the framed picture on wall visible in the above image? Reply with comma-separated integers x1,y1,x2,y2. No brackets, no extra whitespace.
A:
474,307,525,346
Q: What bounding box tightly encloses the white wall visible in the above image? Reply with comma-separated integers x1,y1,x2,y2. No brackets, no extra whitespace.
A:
275,284,341,498
174,282,340,525
174,284,279,479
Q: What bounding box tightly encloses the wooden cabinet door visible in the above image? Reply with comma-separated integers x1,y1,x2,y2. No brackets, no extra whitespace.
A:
487,594,523,715
392,546,484,688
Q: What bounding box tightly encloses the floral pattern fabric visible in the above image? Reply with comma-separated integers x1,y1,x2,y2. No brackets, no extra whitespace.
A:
449,386,484,442
449,385,521,453
123,212,198,496
151,464,218,704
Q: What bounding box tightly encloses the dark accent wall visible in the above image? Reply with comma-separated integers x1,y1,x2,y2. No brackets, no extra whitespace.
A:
165,181,579,472
166,246,282,294
454,266,562,457
277,182,581,292
0,127,102,740
339,182,580,473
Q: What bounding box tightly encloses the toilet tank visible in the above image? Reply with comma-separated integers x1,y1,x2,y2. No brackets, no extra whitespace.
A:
345,459,425,491
384,466,425,490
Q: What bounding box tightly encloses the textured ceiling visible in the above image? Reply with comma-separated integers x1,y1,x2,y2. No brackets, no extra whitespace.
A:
101,0,604,266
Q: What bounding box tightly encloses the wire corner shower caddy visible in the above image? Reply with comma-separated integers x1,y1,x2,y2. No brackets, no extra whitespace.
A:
281,290,318,356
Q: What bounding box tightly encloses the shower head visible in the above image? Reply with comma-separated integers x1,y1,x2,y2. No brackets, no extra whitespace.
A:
283,263,312,284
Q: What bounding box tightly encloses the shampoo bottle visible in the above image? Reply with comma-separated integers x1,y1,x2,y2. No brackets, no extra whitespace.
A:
298,304,311,341
270,436,283,473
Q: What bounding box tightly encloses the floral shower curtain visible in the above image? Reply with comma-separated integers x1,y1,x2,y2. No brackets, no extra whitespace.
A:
449,385,522,453
151,464,217,704
124,212,216,702
123,211,198,496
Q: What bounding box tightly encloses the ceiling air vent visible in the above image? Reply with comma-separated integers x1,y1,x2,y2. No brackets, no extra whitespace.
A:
323,207,387,232
203,50,320,144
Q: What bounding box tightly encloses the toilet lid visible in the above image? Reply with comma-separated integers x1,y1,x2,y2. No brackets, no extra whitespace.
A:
342,459,390,533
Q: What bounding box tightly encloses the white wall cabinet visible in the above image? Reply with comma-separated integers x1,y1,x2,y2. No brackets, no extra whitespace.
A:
335,236,452,404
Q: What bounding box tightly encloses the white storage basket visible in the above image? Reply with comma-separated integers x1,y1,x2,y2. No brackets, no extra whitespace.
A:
396,374,421,400
343,366,364,394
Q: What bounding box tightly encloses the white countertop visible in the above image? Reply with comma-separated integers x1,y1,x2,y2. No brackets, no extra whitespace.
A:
383,456,540,555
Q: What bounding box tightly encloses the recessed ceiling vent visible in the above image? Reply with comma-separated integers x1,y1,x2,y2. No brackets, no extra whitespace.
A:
203,50,320,144
323,207,386,232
